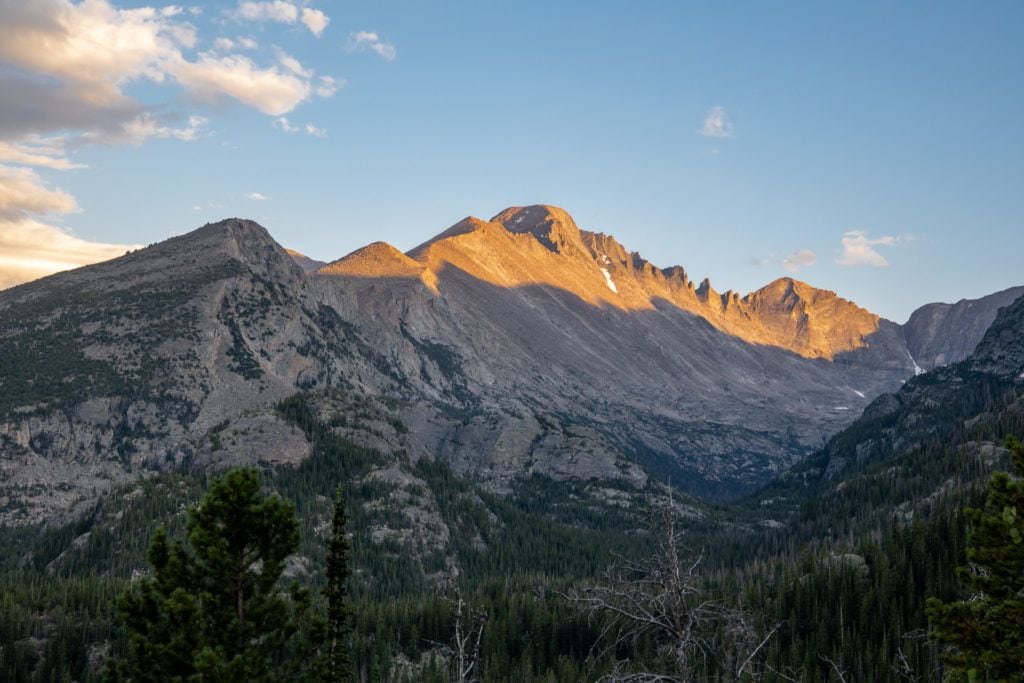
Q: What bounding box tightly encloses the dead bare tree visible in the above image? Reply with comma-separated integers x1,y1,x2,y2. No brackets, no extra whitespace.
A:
427,575,488,683
819,654,848,682
564,492,779,681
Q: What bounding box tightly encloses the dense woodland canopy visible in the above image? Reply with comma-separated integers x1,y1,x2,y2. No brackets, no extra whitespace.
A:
1,391,1023,681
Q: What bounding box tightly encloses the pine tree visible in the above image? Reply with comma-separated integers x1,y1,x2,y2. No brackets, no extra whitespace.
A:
324,484,353,681
927,436,1024,681
111,468,311,681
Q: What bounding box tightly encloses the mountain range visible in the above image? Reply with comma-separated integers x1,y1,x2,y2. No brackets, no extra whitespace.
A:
1,205,1020,525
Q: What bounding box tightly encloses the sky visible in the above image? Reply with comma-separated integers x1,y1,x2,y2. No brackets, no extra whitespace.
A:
1,1,1022,322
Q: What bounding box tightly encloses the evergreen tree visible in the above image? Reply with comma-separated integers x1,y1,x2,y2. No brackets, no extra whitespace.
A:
111,468,312,681
324,484,354,681
927,436,1024,681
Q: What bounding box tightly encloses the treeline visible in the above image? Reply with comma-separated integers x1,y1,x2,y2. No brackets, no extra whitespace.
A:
1,393,1022,681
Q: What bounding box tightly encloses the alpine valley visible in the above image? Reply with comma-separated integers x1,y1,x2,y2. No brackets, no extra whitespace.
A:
2,206,1023,681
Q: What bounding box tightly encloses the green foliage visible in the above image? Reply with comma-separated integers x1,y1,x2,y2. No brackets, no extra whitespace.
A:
927,437,1024,681
110,468,316,681
323,485,354,681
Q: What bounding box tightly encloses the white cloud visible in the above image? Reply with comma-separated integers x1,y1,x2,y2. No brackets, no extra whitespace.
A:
173,53,313,116
0,218,141,290
348,31,396,61
836,230,906,267
245,192,268,200
100,114,209,146
0,138,82,170
234,2,328,37
274,116,300,133
700,106,734,139
0,0,335,289
274,117,326,137
235,1,297,24
0,165,79,221
781,249,817,273
301,7,328,37
0,0,195,106
0,1,326,128
277,49,313,79
315,75,343,97
0,164,135,289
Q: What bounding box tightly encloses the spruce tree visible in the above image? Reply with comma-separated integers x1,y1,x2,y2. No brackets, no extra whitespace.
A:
324,484,353,681
111,468,311,681
927,436,1024,681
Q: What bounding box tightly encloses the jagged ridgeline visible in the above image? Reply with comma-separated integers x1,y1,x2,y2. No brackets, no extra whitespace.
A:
1,208,1023,681
2,207,1018,526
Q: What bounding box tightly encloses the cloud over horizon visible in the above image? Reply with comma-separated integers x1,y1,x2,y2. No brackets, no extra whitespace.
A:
781,249,817,273
0,0,341,288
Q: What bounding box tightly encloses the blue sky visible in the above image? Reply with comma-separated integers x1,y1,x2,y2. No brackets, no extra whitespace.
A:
1,1,1022,321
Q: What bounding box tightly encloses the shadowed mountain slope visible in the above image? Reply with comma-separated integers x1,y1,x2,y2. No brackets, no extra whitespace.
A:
903,285,1024,371
0,208,1016,524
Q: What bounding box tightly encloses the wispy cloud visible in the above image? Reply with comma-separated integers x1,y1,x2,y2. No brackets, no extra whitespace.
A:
274,116,300,133
0,166,137,289
0,138,82,171
700,106,734,139
0,166,79,221
348,31,397,61
245,192,268,201
274,116,326,137
836,230,907,267
0,218,142,290
234,2,329,37
315,75,343,97
781,249,817,273
0,0,337,289
235,1,297,24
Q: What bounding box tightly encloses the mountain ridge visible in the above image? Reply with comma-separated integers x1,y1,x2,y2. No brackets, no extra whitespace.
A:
320,204,893,361
1,210,1019,525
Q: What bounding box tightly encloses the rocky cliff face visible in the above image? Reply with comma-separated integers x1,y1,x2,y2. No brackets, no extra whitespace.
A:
0,207,1015,524
902,286,1024,370
796,291,1024,482
0,220,390,523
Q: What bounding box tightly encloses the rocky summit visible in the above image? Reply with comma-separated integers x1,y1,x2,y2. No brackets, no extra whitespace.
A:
0,206,1019,524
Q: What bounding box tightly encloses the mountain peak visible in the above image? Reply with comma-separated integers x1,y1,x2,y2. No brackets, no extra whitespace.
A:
491,205,586,255
319,241,439,291
407,216,499,258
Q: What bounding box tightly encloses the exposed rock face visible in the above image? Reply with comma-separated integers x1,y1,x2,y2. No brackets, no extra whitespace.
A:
0,207,1016,524
285,248,326,273
0,220,381,524
807,292,1024,479
903,286,1024,370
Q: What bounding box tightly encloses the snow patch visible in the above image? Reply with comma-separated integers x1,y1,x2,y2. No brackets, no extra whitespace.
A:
600,267,618,294
852,389,865,399
835,406,850,411
907,349,924,375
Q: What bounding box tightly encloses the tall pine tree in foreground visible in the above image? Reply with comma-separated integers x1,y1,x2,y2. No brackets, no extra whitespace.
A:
927,436,1024,681
110,468,313,681
323,484,354,682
